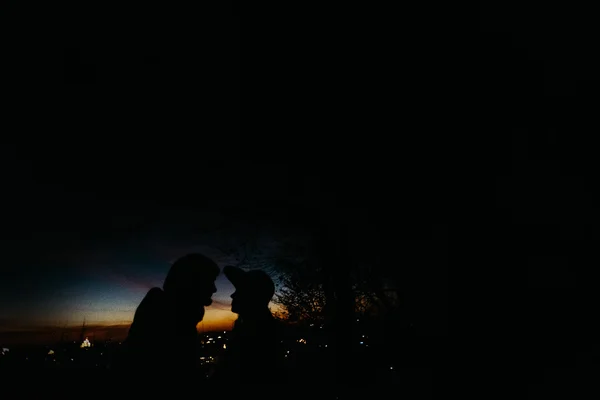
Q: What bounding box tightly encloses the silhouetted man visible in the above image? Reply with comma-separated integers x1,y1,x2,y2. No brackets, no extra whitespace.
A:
211,266,283,383
111,253,219,370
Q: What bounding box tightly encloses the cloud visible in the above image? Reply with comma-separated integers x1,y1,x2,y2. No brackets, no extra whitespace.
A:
83,263,162,293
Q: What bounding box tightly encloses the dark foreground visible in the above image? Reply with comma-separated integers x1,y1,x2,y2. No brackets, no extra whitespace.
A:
0,323,441,389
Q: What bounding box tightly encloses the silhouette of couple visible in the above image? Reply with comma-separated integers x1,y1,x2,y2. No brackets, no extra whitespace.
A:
112,253,281,382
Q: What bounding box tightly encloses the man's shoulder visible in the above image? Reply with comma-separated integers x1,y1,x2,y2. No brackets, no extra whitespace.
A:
262,317,284,343
270,317,285,331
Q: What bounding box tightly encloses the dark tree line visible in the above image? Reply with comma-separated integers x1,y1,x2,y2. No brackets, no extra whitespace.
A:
214,202,447,379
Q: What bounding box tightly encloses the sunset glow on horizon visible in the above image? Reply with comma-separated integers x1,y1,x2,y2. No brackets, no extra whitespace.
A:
0,241,287,345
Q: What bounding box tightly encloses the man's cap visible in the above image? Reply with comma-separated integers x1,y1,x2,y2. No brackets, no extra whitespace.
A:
224,266,275,303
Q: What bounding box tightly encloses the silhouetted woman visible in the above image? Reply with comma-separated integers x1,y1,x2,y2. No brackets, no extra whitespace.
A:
111,253,219,370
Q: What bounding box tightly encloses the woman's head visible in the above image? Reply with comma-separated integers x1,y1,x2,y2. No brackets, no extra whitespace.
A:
163,253,220,325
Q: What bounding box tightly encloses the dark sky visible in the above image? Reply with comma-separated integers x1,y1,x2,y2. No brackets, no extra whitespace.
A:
1,10,247,332
12,4,600,343
479,4,600,373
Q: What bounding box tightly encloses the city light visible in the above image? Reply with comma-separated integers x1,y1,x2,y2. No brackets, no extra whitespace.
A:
0,322,406,375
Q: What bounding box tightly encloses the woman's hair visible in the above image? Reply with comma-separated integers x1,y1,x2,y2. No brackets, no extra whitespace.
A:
163,253,220,293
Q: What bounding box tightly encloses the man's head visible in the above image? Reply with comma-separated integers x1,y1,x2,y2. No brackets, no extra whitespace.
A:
163,253,220,325
224,266,275,316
